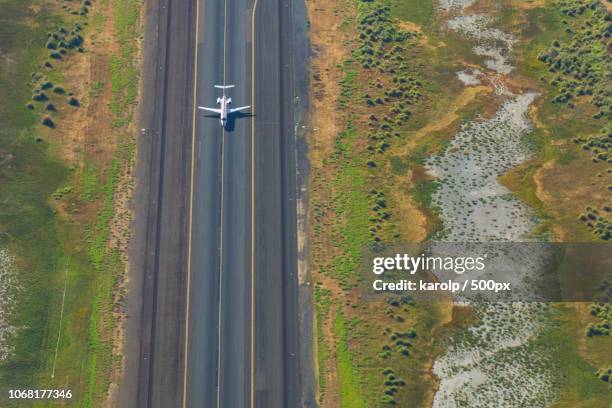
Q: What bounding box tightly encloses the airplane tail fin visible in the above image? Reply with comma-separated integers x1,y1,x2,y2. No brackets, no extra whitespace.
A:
214,85,235,89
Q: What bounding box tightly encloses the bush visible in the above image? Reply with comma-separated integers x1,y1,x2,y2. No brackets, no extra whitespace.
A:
32,92,48,101
46,38,57,49
41,116,54,128
380,395,396,405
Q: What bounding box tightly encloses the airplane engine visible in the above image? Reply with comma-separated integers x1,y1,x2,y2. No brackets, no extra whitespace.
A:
227,98,232,104
216,97,221,104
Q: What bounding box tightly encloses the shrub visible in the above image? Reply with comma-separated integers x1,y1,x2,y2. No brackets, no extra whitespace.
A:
41,116,55,128
32,92,48,101
46,38,57,49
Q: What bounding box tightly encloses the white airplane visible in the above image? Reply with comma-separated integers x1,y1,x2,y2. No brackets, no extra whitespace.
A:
198,85,250,127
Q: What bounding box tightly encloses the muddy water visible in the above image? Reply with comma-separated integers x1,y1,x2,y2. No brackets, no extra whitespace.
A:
0,248,19,362
427,5,556,408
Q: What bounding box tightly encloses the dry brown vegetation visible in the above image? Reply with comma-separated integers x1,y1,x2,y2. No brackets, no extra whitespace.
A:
306,0,352,404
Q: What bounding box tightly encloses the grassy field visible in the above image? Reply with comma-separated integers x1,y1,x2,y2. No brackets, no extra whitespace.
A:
307,0,611,406
306,0,469,406
0,0,142,406
508,1,611,400
0,0,72,395
507,0,610,242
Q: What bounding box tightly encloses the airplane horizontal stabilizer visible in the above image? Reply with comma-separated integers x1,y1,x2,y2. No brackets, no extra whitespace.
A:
214,85,235,89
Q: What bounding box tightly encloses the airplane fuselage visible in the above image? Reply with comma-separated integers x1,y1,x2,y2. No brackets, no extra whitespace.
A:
198,85,249,128
217,95,232,126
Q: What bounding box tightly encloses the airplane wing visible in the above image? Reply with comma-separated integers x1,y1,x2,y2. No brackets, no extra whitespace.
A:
229,106,250,113
198,106,222,114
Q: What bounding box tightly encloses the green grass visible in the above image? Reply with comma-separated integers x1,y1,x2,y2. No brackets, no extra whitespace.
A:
109,0,141,127
91,81,105,99
315,286,332,402
315,0,611,406
338,59,358,109
389,156,408,175
313,1,454,404
92,10,107,33
411,179,438,209
505,0,609,241
335,309,367,408
0,0,142,406
513,6,567,80
78,162,102,201
0,1,73,398
542,305,612,407
327,120,373,289
388,0,435,28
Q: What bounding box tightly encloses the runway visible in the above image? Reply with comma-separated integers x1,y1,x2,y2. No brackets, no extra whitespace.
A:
128,0,304,406
184,0,252,406
185,0,302,405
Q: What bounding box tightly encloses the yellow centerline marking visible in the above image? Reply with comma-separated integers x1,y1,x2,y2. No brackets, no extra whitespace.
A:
183,1,256,407
182,0,200,406
216,135,225,407
250,1,258,407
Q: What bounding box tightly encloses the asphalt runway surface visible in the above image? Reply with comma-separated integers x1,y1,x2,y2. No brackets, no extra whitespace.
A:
126,0,195,407
185,0,251,406
127,0,303,407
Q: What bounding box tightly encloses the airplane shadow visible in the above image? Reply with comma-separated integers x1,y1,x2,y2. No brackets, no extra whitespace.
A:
225,112,253,132
199,112,254,133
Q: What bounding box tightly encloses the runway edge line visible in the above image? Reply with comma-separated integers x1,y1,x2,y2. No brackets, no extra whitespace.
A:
181,0,200,406
250,0,258,407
